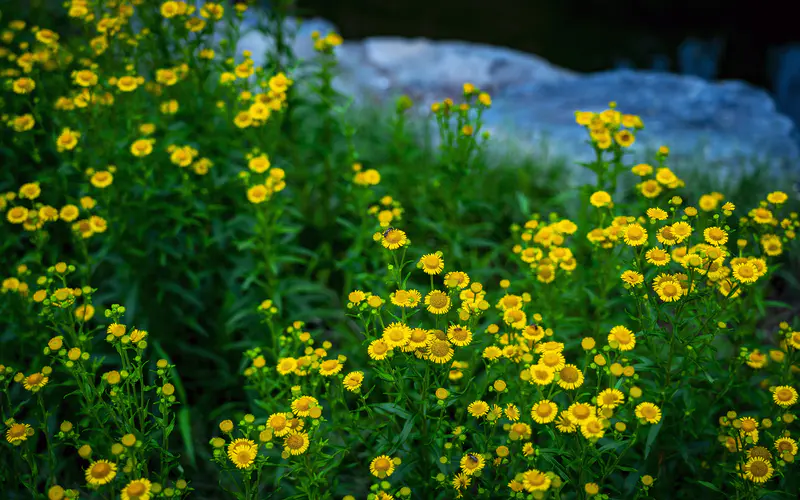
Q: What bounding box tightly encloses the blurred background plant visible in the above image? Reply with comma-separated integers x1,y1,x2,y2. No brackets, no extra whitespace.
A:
0,0,798,498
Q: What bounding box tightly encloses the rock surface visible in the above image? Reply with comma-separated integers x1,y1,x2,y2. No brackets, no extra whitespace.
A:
237,17,800,179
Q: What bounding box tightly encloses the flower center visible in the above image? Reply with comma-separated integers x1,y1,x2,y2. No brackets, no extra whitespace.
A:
429,292,448,308
429,340,450,357
423,256,439,268
91,463,111,478
450,328,468,341
385,231,402,244
27,373,43,385
560,367,579,382
410,330,427,343
286,435,303,449
573,406,590,419
127,483,146,496
372,341,388,355
749,461,768,477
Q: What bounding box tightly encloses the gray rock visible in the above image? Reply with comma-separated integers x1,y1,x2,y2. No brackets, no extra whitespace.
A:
235,19,800,181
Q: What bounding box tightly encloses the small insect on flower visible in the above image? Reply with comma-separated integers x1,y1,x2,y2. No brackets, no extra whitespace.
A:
382,226,395,238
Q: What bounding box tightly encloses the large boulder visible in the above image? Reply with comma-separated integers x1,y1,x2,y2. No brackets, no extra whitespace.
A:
236,19,800,180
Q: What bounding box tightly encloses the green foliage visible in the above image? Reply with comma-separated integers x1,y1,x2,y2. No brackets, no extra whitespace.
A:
0,1,799,500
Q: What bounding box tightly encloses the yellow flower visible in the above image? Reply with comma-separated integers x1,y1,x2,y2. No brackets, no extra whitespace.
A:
347,290,367,306
621,270,643,286
453,472,472,491
639,180,662,198
56,128,80,152
557,364,583,390
59,204,79,222
635,402,662,424
424,290,451,315
22,372,49,392
631,163,653,176
623,224,647,246
427,339,454,364
247,185,269,204
200,2,225,20
130,139,154,157
6,206,28,224
381,228,408,250
117,75,139,92
291,395,318,417
614,129,634,147
85,460,117,485
343,371,364,392
248,154,271,173
775,437,798,456
12,114,35,132
597,388,625,409
75,304,95,321
266,413,291,436
772,386,797,407
766,191,788,204
750,207,773,224
608,325,635,351
370,455,395,478
73,69,98,87
12,77,35,94
703,226,728,246
732,262,759,284
389,289,421,307
581,417,605,440
529,364,555,386
654,278,683,302
90,171,113,188
5,422,31,444
467,400,489,418
418,253,444,275
761,235,783,256
318,359,343,376
531,400,558,424
120,478,152,500
460,453,486,475
646,207,668,221
367,339,391,360
589,191,612,208
567,402,596,425
447,324,472,346
521,469,551,492
743,457,773,483
227,438,257,468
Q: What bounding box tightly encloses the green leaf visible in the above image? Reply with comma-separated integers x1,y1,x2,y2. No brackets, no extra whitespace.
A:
390,415,416,453
372,403,411,420
178,408,196,469
644,421,663,459
696,481,723,493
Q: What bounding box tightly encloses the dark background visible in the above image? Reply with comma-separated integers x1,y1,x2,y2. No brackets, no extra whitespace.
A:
291,0,800,124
